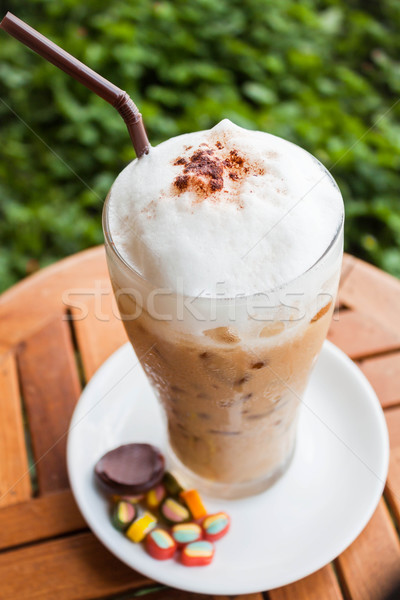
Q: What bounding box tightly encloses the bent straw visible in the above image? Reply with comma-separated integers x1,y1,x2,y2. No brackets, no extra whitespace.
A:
0,12,150,157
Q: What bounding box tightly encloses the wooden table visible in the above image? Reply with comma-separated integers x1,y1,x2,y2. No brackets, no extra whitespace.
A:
1,247,400,600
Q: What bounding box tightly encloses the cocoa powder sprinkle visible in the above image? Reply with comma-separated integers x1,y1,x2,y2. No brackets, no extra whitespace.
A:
175,148,224,195
229,149,244,166
171,142,265,202
175,175,189,191
174,157,187,166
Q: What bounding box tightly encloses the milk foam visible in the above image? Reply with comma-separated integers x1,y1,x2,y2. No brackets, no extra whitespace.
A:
107,119,343,297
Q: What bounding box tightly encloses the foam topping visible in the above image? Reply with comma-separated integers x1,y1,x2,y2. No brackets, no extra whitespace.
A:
107,119,343,296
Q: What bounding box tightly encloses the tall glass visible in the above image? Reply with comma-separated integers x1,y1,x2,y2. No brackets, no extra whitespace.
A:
103,170,343,499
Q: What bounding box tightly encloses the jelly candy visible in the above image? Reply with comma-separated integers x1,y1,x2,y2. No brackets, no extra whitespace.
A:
202,512,230,541
145,528,177,560
126,511,156,543
180,489,207,520
160,497,190,524
111,500,137,531
181,540,214,566
171,522,203,547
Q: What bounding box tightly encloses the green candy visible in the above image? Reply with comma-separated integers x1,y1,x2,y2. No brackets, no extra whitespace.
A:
111,500,137,531
163,472,184,497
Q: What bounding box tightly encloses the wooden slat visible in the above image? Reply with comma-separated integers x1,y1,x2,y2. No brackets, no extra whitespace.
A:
0,532,151,600
340,254,356,282
146,591,210,600
0,351,31,507
0,490,86,551
269,566,342,600
69,279,126,380
135,594,261,600
335,253,357,309
0,342,10,354
335,500,400,600
386,406,400,449
18,316,81,494
215,595,264,600
384,407,400,525
340,258,400,336
327,310,400,360
0,247,109,348
386,447,400,527
360,352,400,409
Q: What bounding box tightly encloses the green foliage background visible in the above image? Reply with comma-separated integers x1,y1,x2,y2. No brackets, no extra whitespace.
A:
1,0,400,291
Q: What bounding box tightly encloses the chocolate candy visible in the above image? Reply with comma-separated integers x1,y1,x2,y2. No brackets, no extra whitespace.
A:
95,443,165,495
180,540,214,566
111,500,137,531
171,522,203,547
145,528,177,560
146,483,166,509
163,471,184,496
202,512,230,541
180,489,207,520
160,497,190,524
126,511,157,543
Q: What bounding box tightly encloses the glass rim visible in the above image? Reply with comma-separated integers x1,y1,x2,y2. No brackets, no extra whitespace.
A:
102,188,344,302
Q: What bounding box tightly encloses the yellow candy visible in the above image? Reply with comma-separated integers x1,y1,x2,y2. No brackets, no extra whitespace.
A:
126,512,156,543
146,484,166,509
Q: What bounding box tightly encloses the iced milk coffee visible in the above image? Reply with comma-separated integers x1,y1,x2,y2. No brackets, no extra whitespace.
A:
103,120,344,498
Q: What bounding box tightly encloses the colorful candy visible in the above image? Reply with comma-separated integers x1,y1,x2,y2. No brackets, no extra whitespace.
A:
126,511,157,543
145,528,177,560
95,444,230,568
171,522,203,547
111,500,137,531
163,471,184,496
146,484,166,509
180,540,215,566
180,489,207,520
202,512,230,541
111,494,144,504
160,497,190,524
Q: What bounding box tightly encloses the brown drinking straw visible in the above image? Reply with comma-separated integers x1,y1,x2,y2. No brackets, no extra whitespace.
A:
0,12,150,157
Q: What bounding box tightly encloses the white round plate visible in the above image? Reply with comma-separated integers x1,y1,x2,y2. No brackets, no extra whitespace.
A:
67,340,389,595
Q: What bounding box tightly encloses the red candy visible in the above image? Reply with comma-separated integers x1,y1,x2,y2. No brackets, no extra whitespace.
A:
145,528,177,560
180,540,215,566
202,512,230,541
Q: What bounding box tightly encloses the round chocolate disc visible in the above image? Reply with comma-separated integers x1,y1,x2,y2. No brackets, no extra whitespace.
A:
94,443,165,495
